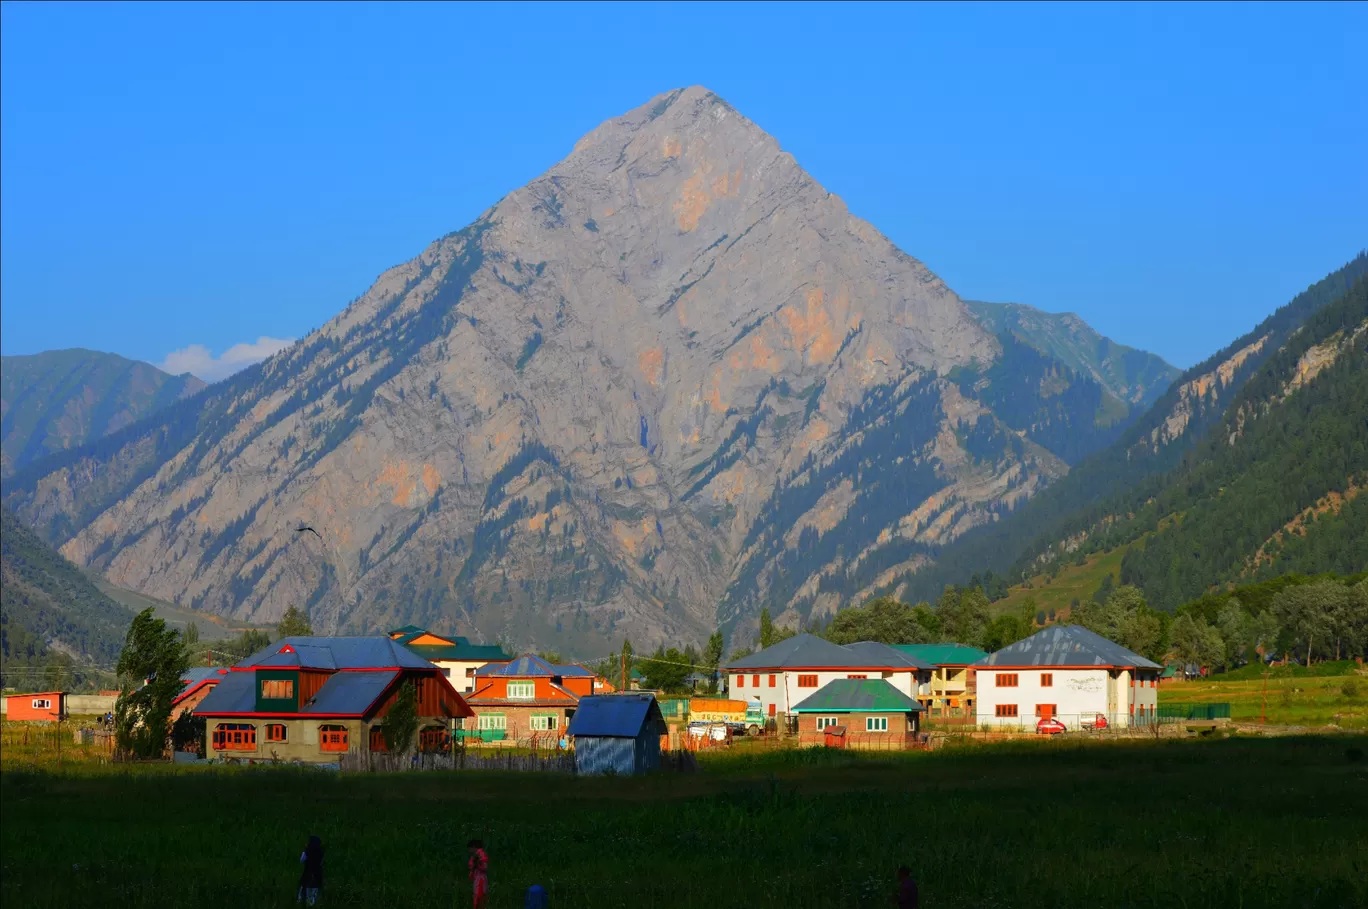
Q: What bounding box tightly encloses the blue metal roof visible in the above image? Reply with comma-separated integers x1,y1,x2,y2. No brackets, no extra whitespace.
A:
477,654,594,677
193,672,257,714
726,634,932,670
843,641,934,670
307,670,399,715
566,695,666,738
237,636,434,671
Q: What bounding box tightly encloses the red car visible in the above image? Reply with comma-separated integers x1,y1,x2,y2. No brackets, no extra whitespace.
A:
1036,717,1067,735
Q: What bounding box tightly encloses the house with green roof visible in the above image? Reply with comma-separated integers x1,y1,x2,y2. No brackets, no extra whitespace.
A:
790,678,924,749
387,628,511,694
892,643,990,717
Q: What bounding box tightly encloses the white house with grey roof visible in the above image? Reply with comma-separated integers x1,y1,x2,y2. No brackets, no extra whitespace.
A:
973,625,1161,729
725,635,933,722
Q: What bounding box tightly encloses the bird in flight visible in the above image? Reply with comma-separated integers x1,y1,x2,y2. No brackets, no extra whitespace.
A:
295,525,323,541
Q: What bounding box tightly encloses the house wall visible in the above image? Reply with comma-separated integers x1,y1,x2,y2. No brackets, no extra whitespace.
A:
172,684,218,721
4,693,64,721
433,659,502,693
794,711,920,748
731,669,929,718
205,717,366,763
975,667,1157,728
466,704,573,743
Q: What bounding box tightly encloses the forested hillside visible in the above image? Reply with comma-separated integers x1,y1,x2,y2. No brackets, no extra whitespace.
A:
899,251,1368,604
1,505,132,689
1,348,204,477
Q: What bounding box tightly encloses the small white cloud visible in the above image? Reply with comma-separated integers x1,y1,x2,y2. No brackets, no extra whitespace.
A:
160,336,295,383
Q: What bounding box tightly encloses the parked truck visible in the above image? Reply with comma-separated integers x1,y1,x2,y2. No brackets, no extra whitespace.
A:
688,698,766,735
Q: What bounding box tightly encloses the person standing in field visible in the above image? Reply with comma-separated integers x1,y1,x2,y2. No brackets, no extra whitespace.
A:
297,835,324,905
892,865,918,908
467,838,489,909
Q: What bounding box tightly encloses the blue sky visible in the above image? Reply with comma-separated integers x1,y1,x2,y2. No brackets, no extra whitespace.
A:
2,1,1364,378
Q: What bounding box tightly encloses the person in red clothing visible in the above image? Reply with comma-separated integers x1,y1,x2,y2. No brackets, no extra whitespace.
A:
467,839,489,908
893,865,918,908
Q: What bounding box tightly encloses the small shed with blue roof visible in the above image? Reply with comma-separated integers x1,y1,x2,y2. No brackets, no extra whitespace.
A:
566,694,667,776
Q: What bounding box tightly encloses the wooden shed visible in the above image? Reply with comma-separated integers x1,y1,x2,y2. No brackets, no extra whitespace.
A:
566,694,667,776
5,691,66,722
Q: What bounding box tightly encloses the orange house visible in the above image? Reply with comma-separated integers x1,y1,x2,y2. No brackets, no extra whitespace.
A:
5,691,66,722
466,655,598,744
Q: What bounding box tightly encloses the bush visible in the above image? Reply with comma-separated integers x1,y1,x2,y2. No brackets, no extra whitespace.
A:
1343,678,1361,700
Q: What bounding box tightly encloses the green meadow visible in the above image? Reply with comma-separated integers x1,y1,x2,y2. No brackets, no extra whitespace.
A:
2,736,1365,908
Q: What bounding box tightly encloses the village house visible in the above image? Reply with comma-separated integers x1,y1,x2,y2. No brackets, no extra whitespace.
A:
892,643,989,716
194,636,472,762
974,625,1161,729
465,655,599,744
3,690,66,722
724,635,934,723
387,626,511,693
790,678,924,749
172,667,229,721
566,693,668,775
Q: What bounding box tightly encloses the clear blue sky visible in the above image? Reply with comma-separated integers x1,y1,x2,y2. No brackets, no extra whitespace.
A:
2,1,1364,376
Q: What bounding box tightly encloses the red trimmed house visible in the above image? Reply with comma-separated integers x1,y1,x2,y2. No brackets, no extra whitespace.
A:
465,655,599,745
4,691,65,722
172,668,230,721
193,636,473,763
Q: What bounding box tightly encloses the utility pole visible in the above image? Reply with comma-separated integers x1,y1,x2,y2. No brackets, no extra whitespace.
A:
1261,664,1269,725
621,649,626,692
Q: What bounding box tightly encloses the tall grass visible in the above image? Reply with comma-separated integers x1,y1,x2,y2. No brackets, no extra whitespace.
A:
2,736,1365,908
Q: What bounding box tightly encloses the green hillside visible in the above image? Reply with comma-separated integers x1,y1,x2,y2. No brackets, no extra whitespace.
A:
1,348,204,477
1,505,132,689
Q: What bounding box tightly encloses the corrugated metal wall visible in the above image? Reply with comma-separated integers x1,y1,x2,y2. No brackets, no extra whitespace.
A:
575,736,636,775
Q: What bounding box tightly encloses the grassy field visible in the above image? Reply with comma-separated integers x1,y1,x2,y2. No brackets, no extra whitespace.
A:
2,736,1366,908
992,545,1127,618
1160,663,1367,730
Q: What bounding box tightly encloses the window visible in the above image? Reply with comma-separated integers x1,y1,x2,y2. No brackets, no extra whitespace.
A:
797,674,818,688
768,674,776,688
419,727,447,752
815,716,840,730
477,714,507,731
995,705,1019,718
319,725,349,752
213,723,257,751
866,716,889,732
530,715,558,731
1040,673,1053,688
995,673,1019,688
369,726,387,752
32,698,51,709
735,674,745,688
847,674,868,680
507,681,535,699
412,676,427,703
265,724,287,743
752,675,760,688
442,668,452,677
1035,704,1057,718
261,679,294,699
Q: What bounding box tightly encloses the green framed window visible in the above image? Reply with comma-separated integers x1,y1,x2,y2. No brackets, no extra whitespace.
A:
477,714,506,731
507,681,535,699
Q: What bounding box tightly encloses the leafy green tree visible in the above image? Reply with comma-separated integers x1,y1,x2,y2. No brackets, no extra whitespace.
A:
276,606,312,638
184,622,200,646
382,681,419,754
1170,613,1224,670
703,630,724,693
114,608,190,759
758,608,796,649
937,586,991,648
822,596,939,645
982,613,1029,651
224,628,271,662
1272,581,1348,663
1216,599,1252,669
1092,573,1116,605
639,646,690,692
537,651,564,665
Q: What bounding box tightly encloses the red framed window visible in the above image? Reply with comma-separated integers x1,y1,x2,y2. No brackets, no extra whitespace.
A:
1035,704,1057,718
768,674,776,688
752,675,760,688
320,725,349,752
419,728,447,753
1040,673,1053,687
995,705,1019,718
847,674,868,680
265,724,287,743
369,726,387,752
735,674,745,688
213,723,257,751
261,679,293,699
768,703,776,717
995,673,1019,688
797,674,818,688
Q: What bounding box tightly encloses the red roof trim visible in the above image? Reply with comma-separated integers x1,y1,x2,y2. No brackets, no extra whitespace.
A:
726,665,923,673
229,665,439,673
172,679,219,706
978,664,1149,671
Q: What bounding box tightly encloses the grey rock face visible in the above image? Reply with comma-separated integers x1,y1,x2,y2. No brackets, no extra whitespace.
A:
8,88,1091,652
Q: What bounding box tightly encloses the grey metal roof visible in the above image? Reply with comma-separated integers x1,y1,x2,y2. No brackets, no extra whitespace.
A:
306,670,399,715
566,694,666,738
237,636,434,671
476,654,593,677
975,625,1162,669
790,678,925,713
725,634,927,670
843,641,934,670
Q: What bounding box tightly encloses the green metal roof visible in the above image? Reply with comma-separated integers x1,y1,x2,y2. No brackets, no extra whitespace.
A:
405,641,510,662
388,625,425,636
790,679,924,714
891,643,989,666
